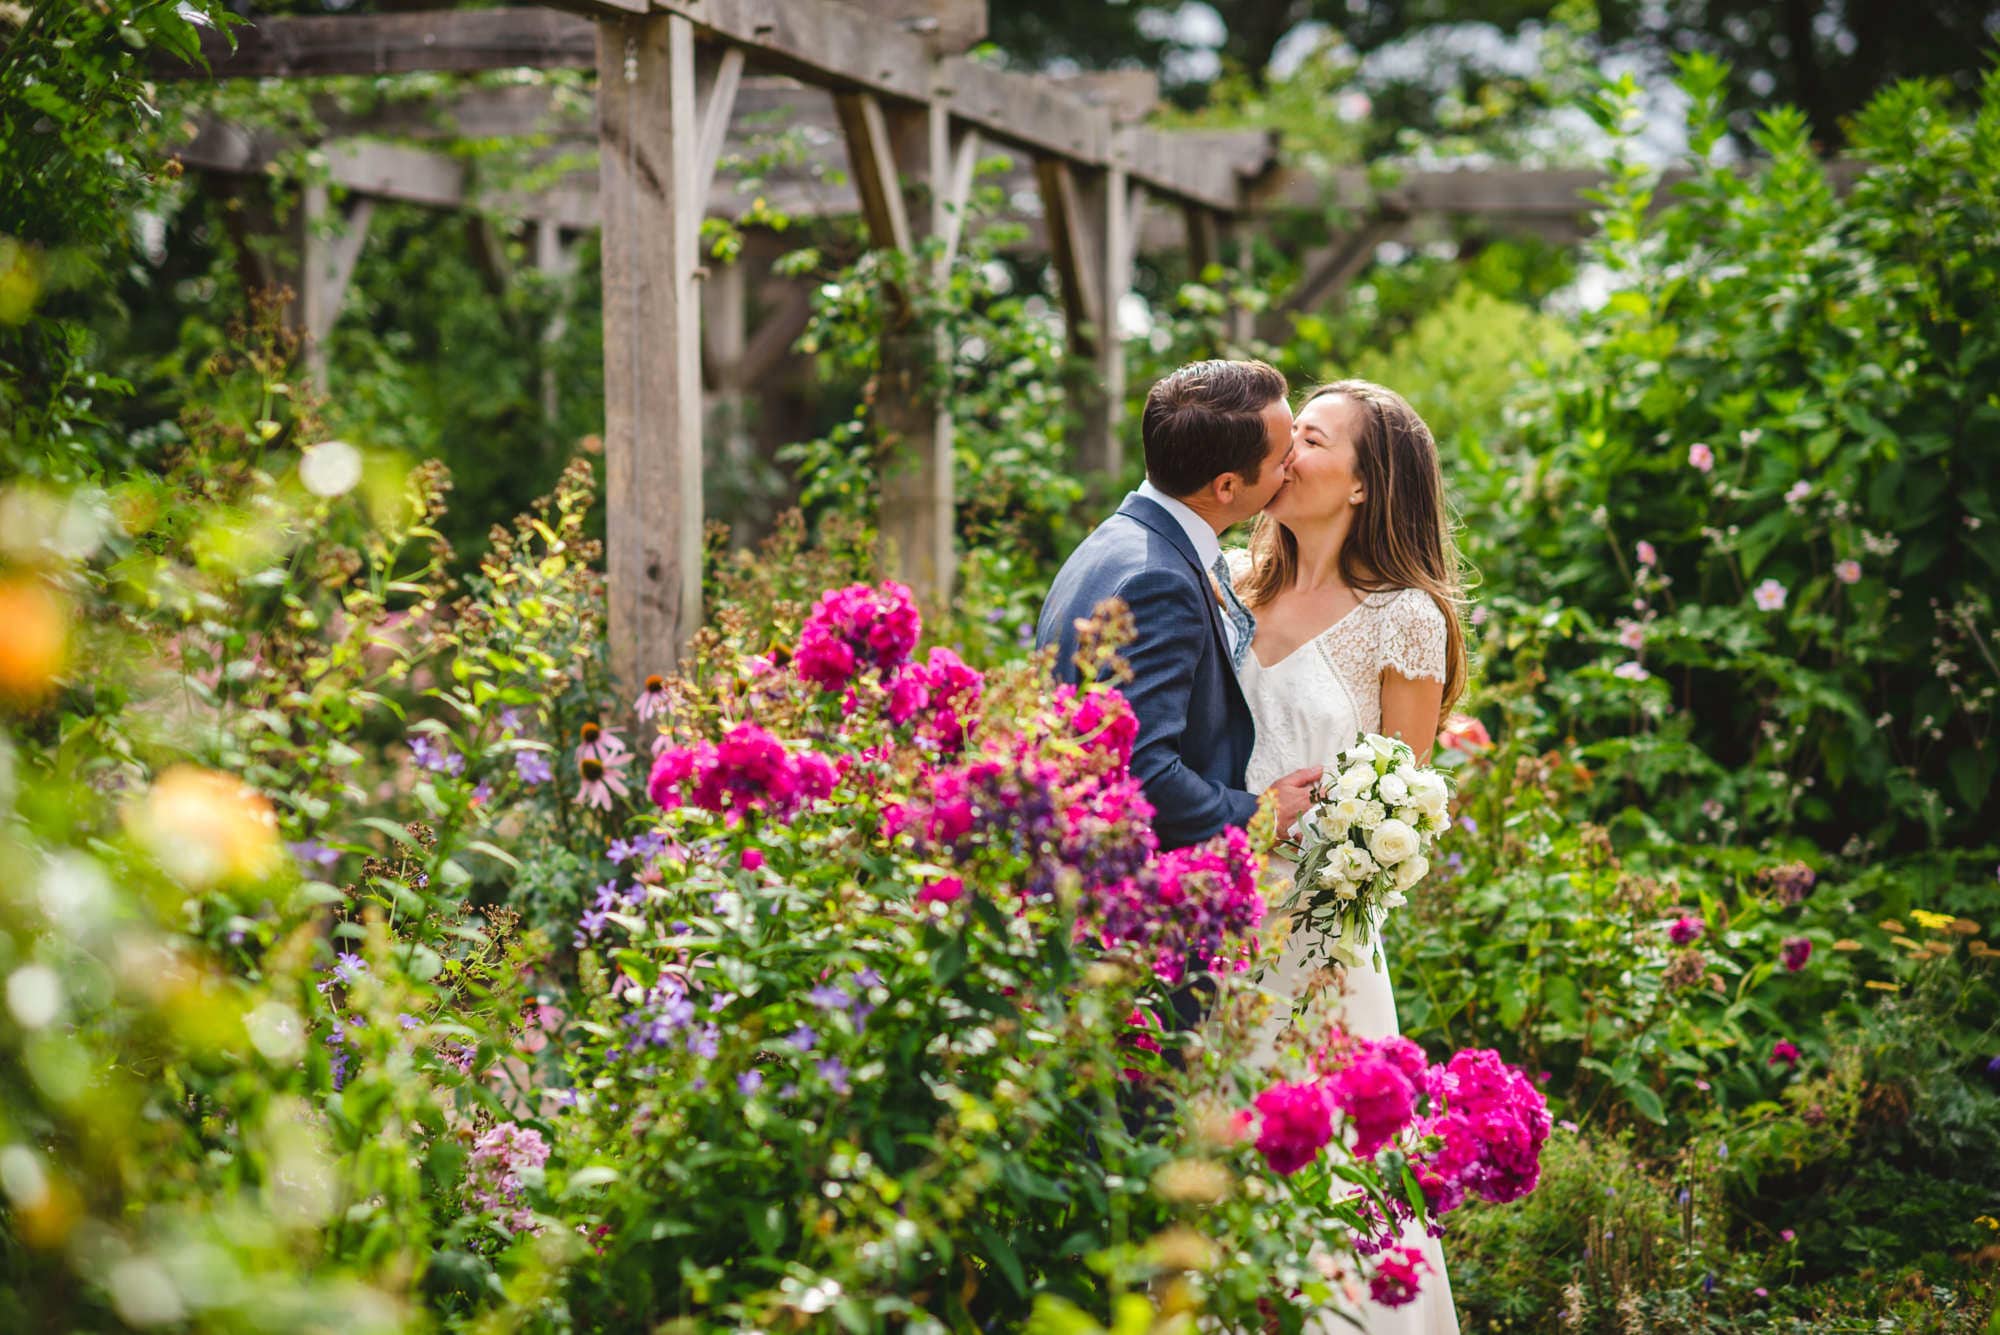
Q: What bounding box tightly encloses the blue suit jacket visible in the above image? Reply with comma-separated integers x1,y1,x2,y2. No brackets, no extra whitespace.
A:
1035,492,1258,850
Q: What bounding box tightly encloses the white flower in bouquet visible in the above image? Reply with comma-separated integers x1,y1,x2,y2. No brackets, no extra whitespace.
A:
1366,818,1420,867
1279,732,1460,970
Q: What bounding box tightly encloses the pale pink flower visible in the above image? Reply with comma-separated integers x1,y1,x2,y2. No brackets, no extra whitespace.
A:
1688,443,1715,473
634,674,670,722
1784,480,1811,504
1613,661,1650,681
1636,540,1658,567
1753,579,1788,612
1616,620,1646,651
576,749,632,810
1834,560,1861,585
574,722,629,765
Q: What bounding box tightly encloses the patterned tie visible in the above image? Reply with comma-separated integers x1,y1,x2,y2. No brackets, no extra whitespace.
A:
1210,553,1256,670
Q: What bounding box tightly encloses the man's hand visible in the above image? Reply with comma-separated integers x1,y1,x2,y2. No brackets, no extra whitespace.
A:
1267,765,1323,840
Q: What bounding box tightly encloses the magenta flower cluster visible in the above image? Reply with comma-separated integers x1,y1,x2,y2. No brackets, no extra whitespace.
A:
794,580,922,689
646,722,838,819
465,1120,551,1233
1668,914,1705,945
1368,1244,1429,1308
886,646,984,753
1409,1048,1554,1212
1253,1080,1336,1175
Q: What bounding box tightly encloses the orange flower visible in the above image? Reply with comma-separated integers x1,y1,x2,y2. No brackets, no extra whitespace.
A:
0,576,67,707
128,766,281,887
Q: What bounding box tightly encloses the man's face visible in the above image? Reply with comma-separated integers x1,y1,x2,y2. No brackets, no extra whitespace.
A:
1232,396,1296,519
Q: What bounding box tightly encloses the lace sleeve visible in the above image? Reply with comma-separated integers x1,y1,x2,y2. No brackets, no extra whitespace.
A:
1380,589,1448,683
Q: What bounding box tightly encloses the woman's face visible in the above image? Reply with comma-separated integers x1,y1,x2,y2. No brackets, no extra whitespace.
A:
1266,392,1365,526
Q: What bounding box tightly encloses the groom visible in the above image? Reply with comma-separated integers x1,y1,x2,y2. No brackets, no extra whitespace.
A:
1036,359,1318,850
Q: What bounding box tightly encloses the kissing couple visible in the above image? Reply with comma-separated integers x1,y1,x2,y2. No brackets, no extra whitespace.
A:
1034,359,1469,1334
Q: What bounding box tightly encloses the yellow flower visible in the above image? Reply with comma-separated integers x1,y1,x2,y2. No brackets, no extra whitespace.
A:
1910,910,1956,932
1831,939,1863,952
1975,1215,1999,1232
1890,936,1923,951
1950,918,1981,936
128,766,282,887
1878,919,1906,934
1864,980,1900,992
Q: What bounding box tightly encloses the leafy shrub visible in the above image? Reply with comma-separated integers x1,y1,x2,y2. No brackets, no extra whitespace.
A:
1468,57,2000,850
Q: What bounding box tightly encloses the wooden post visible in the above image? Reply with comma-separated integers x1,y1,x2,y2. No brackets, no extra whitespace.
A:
1039,155,1128,476
598,12,703,687
835,93,963,603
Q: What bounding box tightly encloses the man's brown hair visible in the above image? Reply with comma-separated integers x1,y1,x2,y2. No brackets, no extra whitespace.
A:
1140,359,1289,497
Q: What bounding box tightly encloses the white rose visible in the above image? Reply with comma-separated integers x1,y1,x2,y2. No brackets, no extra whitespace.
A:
1359,799,1387,827
1393,854,1429,892
1377,773,1409,805
1408,771,1450,818
1394,805,1422,828
1334,764,1374,798
1330,844,1378,883
1382,888,1408,909
1367,819,1421,867
1332,796,1369,826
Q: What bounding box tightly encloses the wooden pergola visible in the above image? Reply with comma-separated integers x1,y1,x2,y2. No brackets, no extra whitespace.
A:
159,1,1635,684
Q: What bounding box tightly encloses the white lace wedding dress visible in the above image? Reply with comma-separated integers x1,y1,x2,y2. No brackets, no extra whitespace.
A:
1227,558,1460,1335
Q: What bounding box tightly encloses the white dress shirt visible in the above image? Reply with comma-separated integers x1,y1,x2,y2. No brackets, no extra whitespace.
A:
1136,479,1238,656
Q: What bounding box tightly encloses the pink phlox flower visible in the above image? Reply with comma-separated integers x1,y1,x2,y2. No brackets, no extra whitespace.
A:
915,876,964,907
1780,936,1811,972
1368,1244,1429,1308
1834,560,1862,585
795,581,922,689
1688,443,1715,473
1753,578,1788,612
1769,1039,1801,1068
1636,540,1659,567
1253,1079,1336,1175
466,1121,551,1232
1326,1049,1419,1158
1668,915,1705,945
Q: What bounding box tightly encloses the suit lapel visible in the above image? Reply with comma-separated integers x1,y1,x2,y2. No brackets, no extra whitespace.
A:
1116,494,1250,716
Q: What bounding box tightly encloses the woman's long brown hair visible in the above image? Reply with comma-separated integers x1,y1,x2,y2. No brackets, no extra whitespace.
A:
1237,379,1470,721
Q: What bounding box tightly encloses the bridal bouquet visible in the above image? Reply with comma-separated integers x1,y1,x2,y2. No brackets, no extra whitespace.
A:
1281,733,1454,969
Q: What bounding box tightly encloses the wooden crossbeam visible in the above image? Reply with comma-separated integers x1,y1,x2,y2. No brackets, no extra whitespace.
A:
156,4,1267,212
158,7,598,78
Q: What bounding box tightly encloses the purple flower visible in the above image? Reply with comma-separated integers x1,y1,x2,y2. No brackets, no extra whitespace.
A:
515,750,554,785
1780,936,1812,972
574,908,609,947
471,781,493,804
738,1070,764,1096
787,1024,817,1052
817,1058,851,1094
592,879,627,911
1769,1040,1801,1068
687,1023,720,1059
606,838,636,863
288,839,340,869
333,951,365,984
806,985,852,1012
409,733,465,777
330,1049,351,1089
855,968,883,989
499,709,523,733
1456,814,1477,835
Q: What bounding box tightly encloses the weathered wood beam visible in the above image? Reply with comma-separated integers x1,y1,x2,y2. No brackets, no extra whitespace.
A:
869,0,988,53
687,45,746,255
1035,157,1102,356
598,11,704,683
833,92,914,256
155,7,599,79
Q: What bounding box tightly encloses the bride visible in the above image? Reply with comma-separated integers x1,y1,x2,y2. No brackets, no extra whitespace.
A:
1225,379,1469,1335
